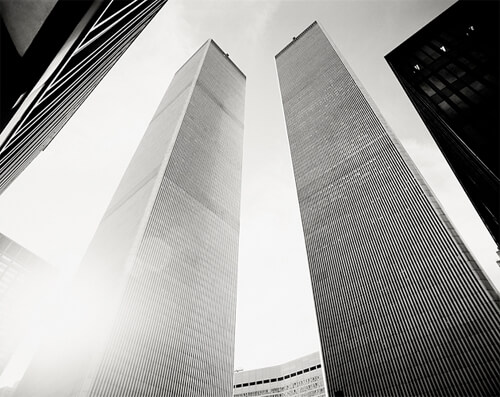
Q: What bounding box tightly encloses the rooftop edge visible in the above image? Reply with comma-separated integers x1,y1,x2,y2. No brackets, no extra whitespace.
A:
275,21,318,58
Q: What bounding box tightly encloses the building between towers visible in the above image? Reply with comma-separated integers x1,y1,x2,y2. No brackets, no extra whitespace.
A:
385,0,499,251
14,39,245,397
276,21,500,396
233,352,326,397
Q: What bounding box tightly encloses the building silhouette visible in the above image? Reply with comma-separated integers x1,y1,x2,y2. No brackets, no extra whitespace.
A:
233,352,326,397
385,0,499,249
0,233,54,377
14,39,245,397
0,0,168,195
276,21,500,396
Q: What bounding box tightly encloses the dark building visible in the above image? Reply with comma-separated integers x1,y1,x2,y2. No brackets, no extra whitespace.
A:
0,0,168,195
385,0,499,249
0,233,54,377
276,21,500,396
14,39,245,397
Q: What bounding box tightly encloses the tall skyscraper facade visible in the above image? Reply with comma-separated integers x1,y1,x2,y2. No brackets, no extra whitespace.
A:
276,21,500,396
15,39,245,397
0,0,168,195
0,233,54,377
385,0,499,249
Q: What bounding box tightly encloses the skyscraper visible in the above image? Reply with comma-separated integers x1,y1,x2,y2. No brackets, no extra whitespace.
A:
0,233,54,377
385,0,499,250
276,21,500,396
0,0,168,195
15,39,245,397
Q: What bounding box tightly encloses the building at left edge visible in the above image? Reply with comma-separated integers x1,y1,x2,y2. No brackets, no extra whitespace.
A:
14,39,245,397
0,0,169,195
0,233,55,378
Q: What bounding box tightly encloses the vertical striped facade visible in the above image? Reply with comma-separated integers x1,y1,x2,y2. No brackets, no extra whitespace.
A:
0,0,168,195
15,40,245,397
276,22,500,396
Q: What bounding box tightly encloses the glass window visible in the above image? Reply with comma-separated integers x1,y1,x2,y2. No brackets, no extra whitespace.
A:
422,45,440,60
438,101,458,117
415,51,432,65
447,63,465,78
419,82,435,97
439,69,457,84
460,86,480,104
449,94,468,109
470,80,487,94
429,76,445,90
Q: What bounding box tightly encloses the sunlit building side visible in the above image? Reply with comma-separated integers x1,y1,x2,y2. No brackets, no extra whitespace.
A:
14,40,245,397
276,21,500,396
386,0,499,251
0,0,169,195
0,233,54,377
233,352,326,397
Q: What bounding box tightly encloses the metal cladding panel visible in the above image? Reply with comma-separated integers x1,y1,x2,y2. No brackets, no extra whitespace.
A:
13,41,244,397
0,0,169,195
12,38,207,397
87,41,245,396
276,22,500,396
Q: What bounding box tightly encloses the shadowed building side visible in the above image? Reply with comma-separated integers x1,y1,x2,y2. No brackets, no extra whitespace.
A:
385,0,499,250
0,0,169,196
14,40,245,397
276,21,500,396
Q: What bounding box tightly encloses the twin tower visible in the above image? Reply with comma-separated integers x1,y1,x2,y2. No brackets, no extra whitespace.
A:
16,22,500,396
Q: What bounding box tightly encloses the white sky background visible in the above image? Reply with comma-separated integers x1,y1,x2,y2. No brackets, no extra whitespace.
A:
0,0,499,385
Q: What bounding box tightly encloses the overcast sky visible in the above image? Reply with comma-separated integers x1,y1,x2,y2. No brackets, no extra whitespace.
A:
1,0,498,386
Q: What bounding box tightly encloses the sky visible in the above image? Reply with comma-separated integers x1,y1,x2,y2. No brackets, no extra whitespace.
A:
1,0,499,387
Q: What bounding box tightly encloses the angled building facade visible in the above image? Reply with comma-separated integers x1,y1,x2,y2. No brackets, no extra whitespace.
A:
15,40,245,397
276,22,500,396
0,0,168,195
233,352,326,397
385,0,499,249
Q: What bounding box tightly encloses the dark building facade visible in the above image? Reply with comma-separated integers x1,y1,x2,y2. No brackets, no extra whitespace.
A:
385,0,499,249
14,40,245,396
0,0,168,195
276,21,500,396
0,233,54,377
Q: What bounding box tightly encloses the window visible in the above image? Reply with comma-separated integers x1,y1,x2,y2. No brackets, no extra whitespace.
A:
438,69,457,84
437,100,457,117
449,94,468,109
419,83,435,97
429,76,445,90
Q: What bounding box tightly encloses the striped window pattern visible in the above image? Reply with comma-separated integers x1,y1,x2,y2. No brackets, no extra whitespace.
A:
86,41,245,396
276,22,500,396
14,41,244,397
0,0,168,195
